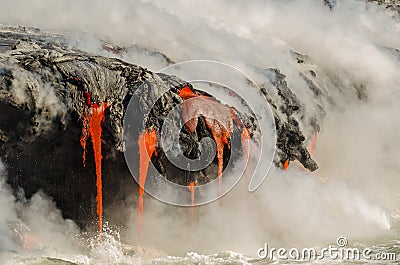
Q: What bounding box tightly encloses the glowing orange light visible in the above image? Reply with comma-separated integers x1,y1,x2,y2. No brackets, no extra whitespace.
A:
80,92,109,242
137,128,157,242
283,159,289,171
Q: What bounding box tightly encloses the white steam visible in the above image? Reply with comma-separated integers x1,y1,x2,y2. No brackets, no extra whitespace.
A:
0,0,399,259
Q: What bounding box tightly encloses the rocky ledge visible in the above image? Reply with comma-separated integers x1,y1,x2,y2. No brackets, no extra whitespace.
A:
0,25,322,227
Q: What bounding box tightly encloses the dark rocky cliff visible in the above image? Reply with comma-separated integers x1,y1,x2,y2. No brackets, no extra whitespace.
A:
0,26,319,228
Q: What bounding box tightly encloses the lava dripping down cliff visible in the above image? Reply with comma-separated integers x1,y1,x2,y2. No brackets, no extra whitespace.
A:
0,25,322,229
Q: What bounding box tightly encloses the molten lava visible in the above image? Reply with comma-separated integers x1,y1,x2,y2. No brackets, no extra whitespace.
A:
283,159,289,172
80,91,109,241
308,133,317,154
137,128,157,241
188,182,195,223
241,127,251,157
179,86,250,195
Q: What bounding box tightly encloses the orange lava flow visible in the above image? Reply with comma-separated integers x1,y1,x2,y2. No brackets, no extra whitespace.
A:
80,92,92,167
179,86,251,195
283,159,289,172
241,127,251,156
179,86,198,99
80,92,109,242
137,128,157,241
188,182,195,223
207,121,230,192
90,102,108,242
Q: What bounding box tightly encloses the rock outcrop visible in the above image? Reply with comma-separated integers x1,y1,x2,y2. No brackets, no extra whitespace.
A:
0,25,320,227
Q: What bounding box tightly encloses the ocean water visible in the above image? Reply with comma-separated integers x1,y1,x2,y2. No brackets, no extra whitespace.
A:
1,222,399,265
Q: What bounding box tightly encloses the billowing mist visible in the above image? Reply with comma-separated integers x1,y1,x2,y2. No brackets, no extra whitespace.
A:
0,0,399,260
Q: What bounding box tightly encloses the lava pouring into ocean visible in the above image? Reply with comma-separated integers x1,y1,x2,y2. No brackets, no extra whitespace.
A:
283,159,289,172
188,182,195,223
80,91,109,242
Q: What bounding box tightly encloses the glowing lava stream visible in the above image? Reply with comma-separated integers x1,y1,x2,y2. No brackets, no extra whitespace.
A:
284,133,318,172
308,133,317,154
241,127,251,157
137,128,157,242
238,119,251,185
80,91,109,242
178,86,251,195
188,182,195,223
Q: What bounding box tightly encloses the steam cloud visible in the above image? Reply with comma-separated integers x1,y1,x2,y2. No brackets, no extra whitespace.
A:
0,160,80,259
0,0,399,259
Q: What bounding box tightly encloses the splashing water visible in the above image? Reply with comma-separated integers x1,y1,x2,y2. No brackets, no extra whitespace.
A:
178,86,251,195
241,127,251,158
1,0,399,262
80,91,109,242
308,133,317,154
298,134,318,172
179,86,231,195
137,128,157,242
80,92,91,167
283,159,289,172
